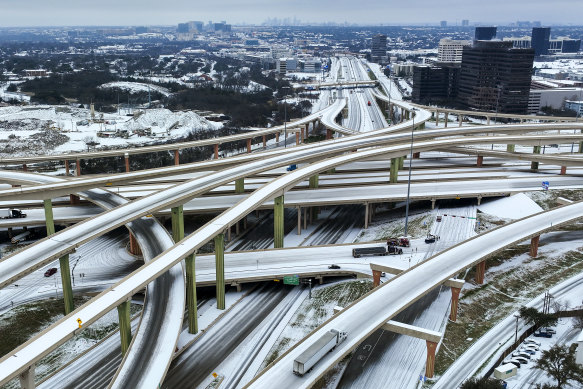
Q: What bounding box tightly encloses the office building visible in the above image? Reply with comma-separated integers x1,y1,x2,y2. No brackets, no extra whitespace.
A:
462,20,469,27
371,34,387,63
528,88,583,114
437,39,472,63
177,23,189,33
412,64,460,105
531,27,551,56
440,21,447,28
565,100,583,116
549,37,581,54
458,41,534,114
475,26,497,41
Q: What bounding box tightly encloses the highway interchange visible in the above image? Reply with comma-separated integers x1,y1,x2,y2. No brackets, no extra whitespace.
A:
1,56,583,388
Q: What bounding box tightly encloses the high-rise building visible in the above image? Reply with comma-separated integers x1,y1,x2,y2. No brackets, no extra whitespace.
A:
531,27,551,56
440,21,447,28
462,20,469,27
412,64,460,104
437,39,472,63
458,41,534,114
475,26,497,41
371,34,387,63
177,23,189,33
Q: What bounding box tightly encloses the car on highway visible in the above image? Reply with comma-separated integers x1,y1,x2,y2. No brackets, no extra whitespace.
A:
44,267,57,277
328,265,341,269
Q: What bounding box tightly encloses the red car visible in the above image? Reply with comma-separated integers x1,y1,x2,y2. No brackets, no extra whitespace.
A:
44,267,57,277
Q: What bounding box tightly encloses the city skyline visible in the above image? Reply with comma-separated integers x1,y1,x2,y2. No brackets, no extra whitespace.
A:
0,0,582,27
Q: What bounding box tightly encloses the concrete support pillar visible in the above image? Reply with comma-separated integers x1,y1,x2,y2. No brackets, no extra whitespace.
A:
23,163,28,172
295,132,300,145
129,232,142,256
399,156,405,170
185,253,198,333
372,270,381,287
560,166,567,175
174,149,180,165
7,227,12,239
507,144,515,153
297,206,301,235
475,261,486,284
487,116,491,125
70,195,80,205
236,221,240,235
124,152,130,173
246,138,252,153
364,203,369,229
425,340,438,378
413,152,420,159
215,233,225,309
76,158,81,176
18,364,35,389
431,198,436,210
276,132,280,143
235,178,244,194
326,129,333,140
435,110,439,125
214,144,219,159
273,195,285,249
531,145,541,171
43,198,55,236
171,205,184,243
450,286,461,322
389,158,399,183
65,159,70,176
117,300,132,355
59,254,74,314
263,135,267,148
477,155,483,167
444,112,449,127
458,114,463,127
477,195,482,206
530,235,540,258
303,207,308,230
309,174,319,189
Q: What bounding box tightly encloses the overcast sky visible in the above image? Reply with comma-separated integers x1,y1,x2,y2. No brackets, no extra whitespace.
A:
0,0,581,27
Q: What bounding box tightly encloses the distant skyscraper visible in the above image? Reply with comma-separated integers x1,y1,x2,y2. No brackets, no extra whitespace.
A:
371,34,387,63
440,20,447,28
475,26,497,41
458,41,534,114
531,27,551,56
462,20,469,27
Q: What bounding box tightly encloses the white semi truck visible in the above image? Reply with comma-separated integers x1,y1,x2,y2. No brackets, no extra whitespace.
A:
0,209,26,219
293,329,347,376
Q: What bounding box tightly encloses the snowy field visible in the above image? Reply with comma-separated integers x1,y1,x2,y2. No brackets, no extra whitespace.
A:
0,105,220,157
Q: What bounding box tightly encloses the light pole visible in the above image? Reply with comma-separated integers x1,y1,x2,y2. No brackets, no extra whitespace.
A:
404,108,418,237
386,65,392,123
281,86,290,148
514,313,520,344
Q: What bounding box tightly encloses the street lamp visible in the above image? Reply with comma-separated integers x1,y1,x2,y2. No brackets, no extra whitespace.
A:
404,107,418,237
281,86,290,148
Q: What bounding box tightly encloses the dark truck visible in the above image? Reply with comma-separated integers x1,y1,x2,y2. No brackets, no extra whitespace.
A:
0,209,27,219
352,247,387,258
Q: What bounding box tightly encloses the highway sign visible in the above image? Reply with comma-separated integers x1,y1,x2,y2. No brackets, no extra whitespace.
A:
542,181,550,191
283,275,299,285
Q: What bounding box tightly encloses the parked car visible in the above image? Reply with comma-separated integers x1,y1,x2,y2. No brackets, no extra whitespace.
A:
44,267,58,277
524,339,541,346
512,351,531,360
522,344,540,351
328,264,341,269
541,327,556,334
512,356,529,365
436,215,442,222
519,347,537,355
533,330,552,338
503,359,522,369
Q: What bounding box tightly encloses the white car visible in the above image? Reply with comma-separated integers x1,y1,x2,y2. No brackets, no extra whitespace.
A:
524,339,541,346
512,356,529,364
512,351,531,360
503,359,522,368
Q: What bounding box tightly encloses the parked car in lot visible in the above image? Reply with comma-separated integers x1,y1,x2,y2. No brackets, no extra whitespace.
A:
503,359,522,369
512,351,531,360
523,344,540,351
519,347,537,355
524,339,541,346
328,264,341,269
533,330,552,338
44,267,57,277
511,356,529,365
541,327,556,334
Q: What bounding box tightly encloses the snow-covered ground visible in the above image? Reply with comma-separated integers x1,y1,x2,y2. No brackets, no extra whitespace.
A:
0,105,220,156
98,81,171,97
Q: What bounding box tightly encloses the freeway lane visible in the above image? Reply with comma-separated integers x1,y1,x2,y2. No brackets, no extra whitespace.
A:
6,173,184,389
